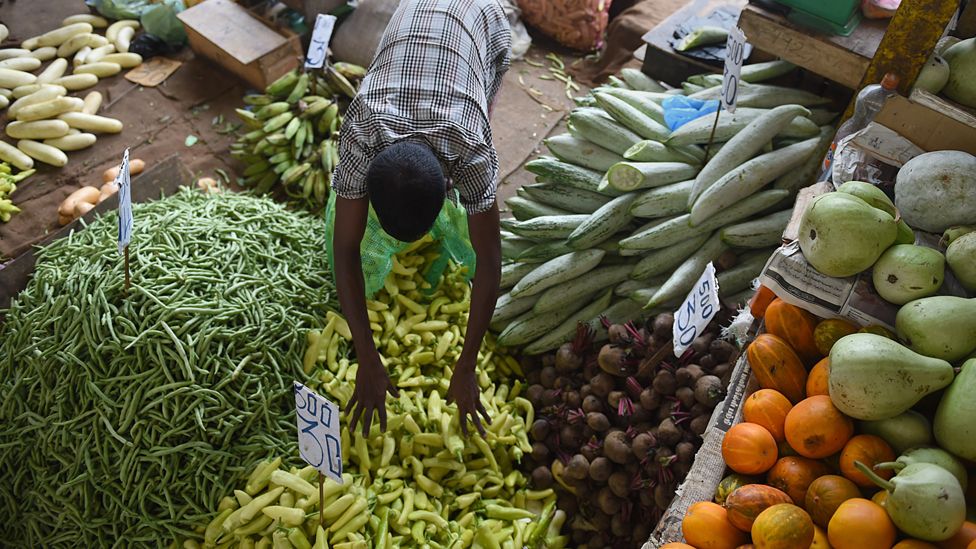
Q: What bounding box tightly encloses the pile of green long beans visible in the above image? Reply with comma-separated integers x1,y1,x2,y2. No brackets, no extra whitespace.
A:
0,188,338,547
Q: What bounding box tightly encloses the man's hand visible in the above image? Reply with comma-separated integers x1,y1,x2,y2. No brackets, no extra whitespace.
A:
446,361,490,436
346,354,399,436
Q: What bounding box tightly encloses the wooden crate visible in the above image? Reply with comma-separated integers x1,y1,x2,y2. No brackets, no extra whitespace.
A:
738,3,887,88
177,0,303,91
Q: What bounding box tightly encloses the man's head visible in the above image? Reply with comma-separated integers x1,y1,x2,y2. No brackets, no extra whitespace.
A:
366,141,446,242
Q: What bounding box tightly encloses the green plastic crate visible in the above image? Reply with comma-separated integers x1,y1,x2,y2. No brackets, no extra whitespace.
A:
772,0,862,36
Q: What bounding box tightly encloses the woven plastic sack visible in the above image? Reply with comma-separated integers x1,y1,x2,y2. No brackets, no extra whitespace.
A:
325,190,476,298
517,0,612,52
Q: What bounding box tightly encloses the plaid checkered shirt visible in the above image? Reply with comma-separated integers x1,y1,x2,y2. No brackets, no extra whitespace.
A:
332,0,512,215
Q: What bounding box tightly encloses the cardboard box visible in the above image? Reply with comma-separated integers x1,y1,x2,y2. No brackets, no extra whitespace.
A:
875,90,976,155
177,0,303,90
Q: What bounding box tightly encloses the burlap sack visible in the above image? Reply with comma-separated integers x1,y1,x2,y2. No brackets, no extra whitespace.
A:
331,0,402,67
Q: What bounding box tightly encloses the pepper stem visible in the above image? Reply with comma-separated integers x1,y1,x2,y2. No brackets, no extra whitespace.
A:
854,460,895,492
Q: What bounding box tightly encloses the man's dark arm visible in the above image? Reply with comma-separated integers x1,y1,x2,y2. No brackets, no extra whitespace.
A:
447,201,501,435
333,195,397,435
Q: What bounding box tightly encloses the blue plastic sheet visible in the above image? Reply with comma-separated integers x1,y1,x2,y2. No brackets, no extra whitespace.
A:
662,96,720,131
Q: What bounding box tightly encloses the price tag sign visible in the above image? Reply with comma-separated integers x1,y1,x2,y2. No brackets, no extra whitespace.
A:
294,382,343,483
721,26,747,114
116,148,132,254
673,262,721,357
304,14,337,70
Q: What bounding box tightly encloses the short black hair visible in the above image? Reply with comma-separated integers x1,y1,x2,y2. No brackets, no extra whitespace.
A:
366,141,446,242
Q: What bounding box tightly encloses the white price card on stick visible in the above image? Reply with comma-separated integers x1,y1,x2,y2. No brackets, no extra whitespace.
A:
304,14,337,70
721,26,747,114
673,262,721,358
116,148,132,254
294,382,343,483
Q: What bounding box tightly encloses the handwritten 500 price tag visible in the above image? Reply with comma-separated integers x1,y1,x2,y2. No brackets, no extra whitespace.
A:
673,262,721,357
721,26,747,114
294,382,343,483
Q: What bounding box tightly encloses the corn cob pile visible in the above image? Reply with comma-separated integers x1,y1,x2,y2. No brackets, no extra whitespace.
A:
230,63,364,211
0,160,34,222
181,238,569,549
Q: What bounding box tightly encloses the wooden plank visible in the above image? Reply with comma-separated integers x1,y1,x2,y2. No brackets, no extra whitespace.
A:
874,91,976,155
640,0,748,86
738,4,886,88
0,155,192,311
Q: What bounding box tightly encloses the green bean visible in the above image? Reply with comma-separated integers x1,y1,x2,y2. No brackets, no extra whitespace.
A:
0,189,338,547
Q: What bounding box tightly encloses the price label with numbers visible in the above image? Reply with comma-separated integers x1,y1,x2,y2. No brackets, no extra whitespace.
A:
673,262,721,357
116,148,132,254
721,26,747,114
305,14,337,70
294,382,343,483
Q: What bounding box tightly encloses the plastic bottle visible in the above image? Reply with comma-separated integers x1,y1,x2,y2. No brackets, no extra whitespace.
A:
820,72,900,179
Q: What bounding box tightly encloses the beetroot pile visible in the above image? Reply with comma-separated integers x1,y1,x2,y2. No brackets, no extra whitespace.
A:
522,311,738,549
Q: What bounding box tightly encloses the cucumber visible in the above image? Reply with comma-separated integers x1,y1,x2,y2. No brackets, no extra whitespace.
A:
687,73,724,88
568,193,638,249
630,285,667,305
621,189,790,250
504,214,591,240
497,304,576,347
717,250,774,297
518,240,574,262
808,110,839,126
545,134,624,172
615,277,662,297
500,233,535,259
630,233,711,280
533,264,633,314
720,210,792,248
522,289,614,354
774,126,833,194
506,196,571,220
690,105,811,204
607,75,631,89
492,292,541,324
524,156,606,195
604,161,700,192
521,183,612,214
510,249,605,298
645,232,728,309
619,68,667,92
630,179,695,219
687,61,797,87
666,107,819,147
594,92,670,142
624,140,701,164
500,262,536,289
675,26,728,51
569,108,643,155
596,87,667,125
689,135,820,225
690,83,831,108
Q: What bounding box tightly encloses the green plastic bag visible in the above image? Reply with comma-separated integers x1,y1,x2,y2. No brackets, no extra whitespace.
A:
325,190,476,298
142,0,188,45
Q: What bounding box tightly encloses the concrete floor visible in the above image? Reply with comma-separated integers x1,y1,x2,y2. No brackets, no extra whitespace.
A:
0,0,663,260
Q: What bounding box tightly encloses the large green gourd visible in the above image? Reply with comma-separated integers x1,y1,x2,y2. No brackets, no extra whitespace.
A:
855,461,966,541
935,358,976,461
828,333,954,420
859,410,933,454
798,193,897,277
874,447,968,490
896,296,976,362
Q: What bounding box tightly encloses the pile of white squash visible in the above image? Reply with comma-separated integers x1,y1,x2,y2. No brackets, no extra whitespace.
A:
0,15,143,170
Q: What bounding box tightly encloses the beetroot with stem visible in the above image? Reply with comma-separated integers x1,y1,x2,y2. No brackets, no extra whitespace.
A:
590,372,616,398
709,338,737,362
562,390,582,409
540,366,558,388
656,417,681,447
566,454,590,480
699,354,716,369
625,376,644,400
526,384,545,407
652,312,674,340
531,441,550,462
597,487,623,515
630,403,651,423
582,394,604,414
675,386,696,410
603,430,633,465
639,387,660,410
611,513,629,538
694,374,726,408
598,344,635,377
541,388,562,407
654,481,675,510
632,432,656,459
586,412,610,432
689,413,710,436
607,323,631,345
532,465,553,489
589,456,612,482
652,369,677,395
560,424,581,450
530,419,551,442
675,364,706,387
690,333,714,356
581,436,602,462
566,407,586,425
675,441,696,464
